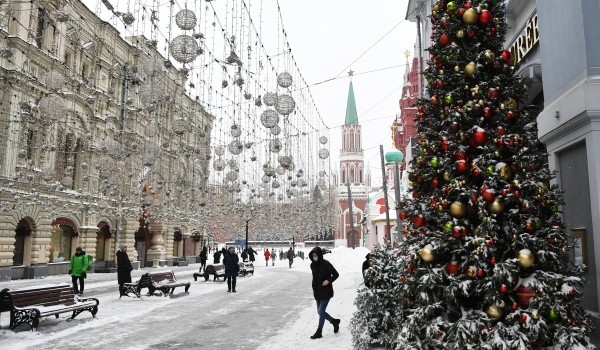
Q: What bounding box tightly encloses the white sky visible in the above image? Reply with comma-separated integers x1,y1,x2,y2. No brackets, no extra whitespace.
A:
80,0,417,188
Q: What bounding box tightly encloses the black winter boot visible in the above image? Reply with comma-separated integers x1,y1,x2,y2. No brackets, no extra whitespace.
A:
332,319,341,333
232,279,237,292
227,280,231,292
310,329,323,339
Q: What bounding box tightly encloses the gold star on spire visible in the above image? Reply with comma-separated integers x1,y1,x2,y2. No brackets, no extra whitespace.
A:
404,50,411,63
348,69,354,77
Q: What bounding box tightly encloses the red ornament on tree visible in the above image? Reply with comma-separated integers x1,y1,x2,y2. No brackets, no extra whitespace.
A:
478,10,493,25
516,284,537,308
500,284,508,293
447,261,459,275
471,127,488,146
439,33,451,46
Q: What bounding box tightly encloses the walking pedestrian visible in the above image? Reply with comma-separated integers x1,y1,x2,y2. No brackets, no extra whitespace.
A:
68,247,92,295
287,247,294,268
116,244,133,298
271,248,277,266
309,247,340,339
247,246,258,262
199,246,208,272
223,247,239,292
264,248,271,266
213,249,222,264
241,248,249,262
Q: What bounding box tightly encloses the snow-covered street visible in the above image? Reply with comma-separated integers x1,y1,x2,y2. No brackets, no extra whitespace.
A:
1,247,367,350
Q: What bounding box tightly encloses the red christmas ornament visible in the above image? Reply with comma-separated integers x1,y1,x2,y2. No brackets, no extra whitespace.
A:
516,284,537,308
457,8,465,17
471,168,481,178
481,188,496,202
511,303,519,311
439,33,451,46
453,151,469,161
452,226,466,239
399,211,407,220
476,268,485,278
500,50,512,63
464,1,472,9
432,178,440,188
568,289,575,296
407,265,413,275
471,127,488,146
490,257,497,265
478,10,493,25
496,126,507,135
456,160,469,173
412,215,425,228
449,122,460,133
446,261,459,275
519,313,528,325
483,107,492,118
500,284,508,294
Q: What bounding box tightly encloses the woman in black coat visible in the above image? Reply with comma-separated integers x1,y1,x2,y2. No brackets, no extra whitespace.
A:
223,247,239,293
116,244,133,297
309,247,340,339
199,246,208,272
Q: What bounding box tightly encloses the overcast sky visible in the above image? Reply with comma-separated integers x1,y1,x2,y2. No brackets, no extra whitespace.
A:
81,0,417,188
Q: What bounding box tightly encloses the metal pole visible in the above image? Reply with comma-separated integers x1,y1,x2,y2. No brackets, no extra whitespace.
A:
393,161,402,246
347,181,355,249
379,145,392,245
114,66,129,264
245,219,249,253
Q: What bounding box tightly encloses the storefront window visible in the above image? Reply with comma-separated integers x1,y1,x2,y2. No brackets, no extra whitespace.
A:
49,225,75,262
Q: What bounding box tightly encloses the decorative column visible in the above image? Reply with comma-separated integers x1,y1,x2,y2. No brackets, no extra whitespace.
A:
119,219,138,262
146,222,166,265
79,226,99,259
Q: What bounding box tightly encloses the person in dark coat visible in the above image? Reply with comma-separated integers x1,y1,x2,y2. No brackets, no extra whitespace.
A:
213,250,222,264
287,247,294,268
362,253,373,288
309,247,340,339
199,246,208,272
247,247,258,262
116,243,133,298
241,249,249,262
223,247,239,293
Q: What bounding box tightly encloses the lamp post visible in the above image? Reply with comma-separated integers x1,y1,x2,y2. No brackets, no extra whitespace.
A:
243,206,255,253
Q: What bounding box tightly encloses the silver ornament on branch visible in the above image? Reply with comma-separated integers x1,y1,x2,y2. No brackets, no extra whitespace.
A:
225,171,238,182
215,145,225,156
263,92,277,106
38,95,67,121
213,159,225,171
230,124,242,137
277,72,293,88
278,155,293,168
228,140,244,155
276,166,285,175
261,175,270,183
319,136,328,144
318,148,330,159
275,94,295,115
227,159,238,169
269,139,282,153
260,109,279,128
170,35,199,63
271,180,280,189
175,9,197,30
270,125,281,136
44,71,66,91
172,118,187,135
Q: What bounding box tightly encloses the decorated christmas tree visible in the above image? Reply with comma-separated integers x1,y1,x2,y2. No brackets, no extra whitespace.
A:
352,0,594,349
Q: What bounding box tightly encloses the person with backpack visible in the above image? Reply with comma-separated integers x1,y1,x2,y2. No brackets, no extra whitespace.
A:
68,247,92,295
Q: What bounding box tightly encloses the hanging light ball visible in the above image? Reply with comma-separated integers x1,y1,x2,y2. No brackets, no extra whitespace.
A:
318,148,330,159
215,145,225,156
170,35,199,63
139,83,165,107
44,71,66,91
225,171,238,182
269,139,283,153
318,178,327,190
272,180,280,189
277,72,293,88
271,125,282,135
38,94,67,121
172,118,187,135
275,94,295,115
213,159,225,171
319,170,326,177
263,92,278,106
143,57,163,77
227,159,238,170
261,175,271,183
263,164,276,177
260,109,280,128
175,9,197,30
319,136,328,144
278,155,293,168
122,12,135,25
228,140,244,155
230,124,242,137
276,166,285,175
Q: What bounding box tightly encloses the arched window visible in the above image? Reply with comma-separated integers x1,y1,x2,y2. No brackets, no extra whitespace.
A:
341,168,346,185
50,218,78,262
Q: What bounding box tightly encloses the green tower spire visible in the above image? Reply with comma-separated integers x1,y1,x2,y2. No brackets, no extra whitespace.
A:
344,80,359,125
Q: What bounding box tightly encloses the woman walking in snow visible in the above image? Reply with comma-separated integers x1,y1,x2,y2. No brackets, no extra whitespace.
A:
223,247,239,292
264,248,270,266
309,246,340,339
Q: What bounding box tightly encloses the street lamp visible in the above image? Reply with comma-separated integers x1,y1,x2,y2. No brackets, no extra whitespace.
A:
243,206,256,253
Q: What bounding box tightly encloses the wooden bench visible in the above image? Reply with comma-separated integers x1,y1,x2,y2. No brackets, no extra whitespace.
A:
0,284,99,331
123,270,190,297
193,263,225,282
238,262,254,276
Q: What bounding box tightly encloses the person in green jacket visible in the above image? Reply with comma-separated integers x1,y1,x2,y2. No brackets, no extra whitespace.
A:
68,247,92,295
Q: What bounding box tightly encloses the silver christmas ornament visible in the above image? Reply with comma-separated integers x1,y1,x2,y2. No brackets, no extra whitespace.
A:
175,9,197,30
170,35,199,63
275,94,295,115
277,72,293,88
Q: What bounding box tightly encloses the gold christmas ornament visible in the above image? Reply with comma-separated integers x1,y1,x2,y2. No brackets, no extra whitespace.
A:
484,50,495,62
420,245,435,262
487,198,505,214
495,162,512,180
517,249,535,268
465,62,476,75
450,201,466,218
486,304,504,320
463,8,478,24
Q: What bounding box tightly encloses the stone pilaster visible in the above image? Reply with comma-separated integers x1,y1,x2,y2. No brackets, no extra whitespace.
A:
30,218,52,265
79,226,98,259
146,222,165,263
120,219,138,262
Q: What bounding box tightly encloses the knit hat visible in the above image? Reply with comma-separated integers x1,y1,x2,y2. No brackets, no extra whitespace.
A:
118,243,127,250
75,247,83,251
